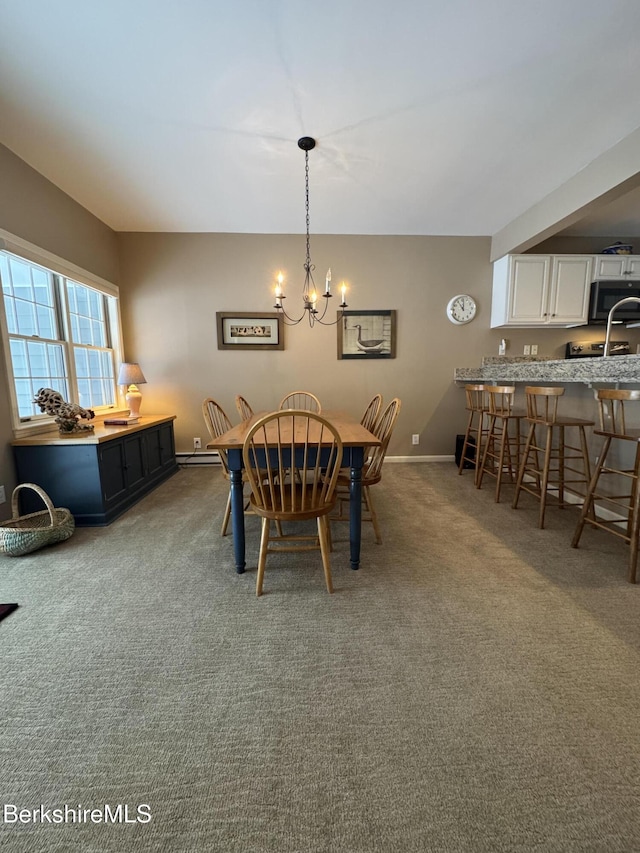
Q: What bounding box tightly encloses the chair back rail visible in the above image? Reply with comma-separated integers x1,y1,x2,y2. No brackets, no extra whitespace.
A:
360,394,383,432
524,385,563,422
464,384,488,412
485,385,516,417
202,398,233,473
235,395,254,421
596,388,640,434
279,391,322,413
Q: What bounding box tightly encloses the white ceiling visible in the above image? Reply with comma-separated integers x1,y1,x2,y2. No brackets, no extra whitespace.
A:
2,0,640,238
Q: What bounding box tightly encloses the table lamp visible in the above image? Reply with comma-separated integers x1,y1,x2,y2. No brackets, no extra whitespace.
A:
118,362,147,417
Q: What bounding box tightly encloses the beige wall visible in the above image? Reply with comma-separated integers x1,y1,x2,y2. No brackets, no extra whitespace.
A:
116,232,496,457
0,144,119,282
0,144,119,519
116,231,628,460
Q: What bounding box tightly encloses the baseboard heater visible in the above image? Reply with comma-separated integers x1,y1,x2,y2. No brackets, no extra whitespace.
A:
176,451,221,466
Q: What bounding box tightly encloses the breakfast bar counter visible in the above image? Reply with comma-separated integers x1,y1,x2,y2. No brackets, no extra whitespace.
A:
454,354,640,385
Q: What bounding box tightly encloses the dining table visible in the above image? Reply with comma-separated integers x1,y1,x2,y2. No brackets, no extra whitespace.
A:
207,410,381,573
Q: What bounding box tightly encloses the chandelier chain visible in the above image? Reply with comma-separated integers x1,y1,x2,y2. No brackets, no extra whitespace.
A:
305,150,311,273
272,136,348,327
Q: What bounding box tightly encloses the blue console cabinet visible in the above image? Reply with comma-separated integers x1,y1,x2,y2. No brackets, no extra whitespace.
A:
12,415,178,526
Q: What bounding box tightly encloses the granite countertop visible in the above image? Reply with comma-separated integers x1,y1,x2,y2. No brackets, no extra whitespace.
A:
454,354,640,384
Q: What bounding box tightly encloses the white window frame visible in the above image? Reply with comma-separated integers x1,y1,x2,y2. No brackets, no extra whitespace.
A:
0,230,125,437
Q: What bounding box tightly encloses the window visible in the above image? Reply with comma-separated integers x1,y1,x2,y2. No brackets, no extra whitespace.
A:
0,248,122,428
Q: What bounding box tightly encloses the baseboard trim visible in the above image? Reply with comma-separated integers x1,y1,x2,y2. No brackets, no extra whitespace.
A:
176,451,221,466
386,455,454,464
178,453,453,466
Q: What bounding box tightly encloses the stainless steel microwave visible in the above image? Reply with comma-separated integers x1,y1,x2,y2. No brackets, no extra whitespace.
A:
589,280,640,322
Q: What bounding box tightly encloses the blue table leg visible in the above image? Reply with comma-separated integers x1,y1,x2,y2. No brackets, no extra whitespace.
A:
349,450,364,570
228,464,246,574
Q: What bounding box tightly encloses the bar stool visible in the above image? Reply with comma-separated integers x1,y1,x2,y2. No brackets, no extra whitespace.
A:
476,385,526,502
457,384,489,485
512,386,594,529
572,389,640,583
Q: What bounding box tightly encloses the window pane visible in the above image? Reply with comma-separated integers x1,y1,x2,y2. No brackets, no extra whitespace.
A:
67,280,106,347
10,258,33,299
32,267,52,305
27,341,49,377
77,316,92,344
77,378,91,405
10,339,29,377
75,285,90,315
92,319,105,346
73,346,115,409
88,349,100,375
51,346,65,377
15,379,34,418
4,297,18,333
75,348,89,377
36,304,56,338
0,255,11,294
13,344,67,418
16,301,37,336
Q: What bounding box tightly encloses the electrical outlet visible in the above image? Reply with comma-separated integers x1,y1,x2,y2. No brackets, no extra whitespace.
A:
0,485,5,504
193,437,202,450
531,344,538,355
412,434,420,446
523,345,531,355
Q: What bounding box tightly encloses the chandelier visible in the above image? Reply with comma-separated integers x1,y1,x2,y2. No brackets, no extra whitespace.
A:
273,137,348,326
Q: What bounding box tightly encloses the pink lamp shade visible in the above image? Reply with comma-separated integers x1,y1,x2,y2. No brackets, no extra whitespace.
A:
117,362,147,417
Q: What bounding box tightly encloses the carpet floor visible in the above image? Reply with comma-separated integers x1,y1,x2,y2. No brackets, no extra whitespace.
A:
1,463,640,852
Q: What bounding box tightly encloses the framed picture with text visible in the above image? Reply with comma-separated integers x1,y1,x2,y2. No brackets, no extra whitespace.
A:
337,310,396,359
216,312,284,351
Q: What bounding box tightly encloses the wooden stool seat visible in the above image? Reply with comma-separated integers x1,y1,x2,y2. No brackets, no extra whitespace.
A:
572,389,640,583
476,385,526,502
512,386,593,529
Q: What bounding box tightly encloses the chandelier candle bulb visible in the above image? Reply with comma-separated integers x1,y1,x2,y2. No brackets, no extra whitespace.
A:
341,282,347,304
325,269,331,294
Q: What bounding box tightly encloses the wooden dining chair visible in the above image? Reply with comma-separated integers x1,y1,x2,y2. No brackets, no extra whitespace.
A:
279,391,322,413
201,396,266,537
243,411,343,596
331,397,401,544
235,395,254,421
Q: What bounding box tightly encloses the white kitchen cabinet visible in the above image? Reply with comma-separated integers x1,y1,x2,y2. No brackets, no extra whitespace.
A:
592,254,640,280
491,254,592,328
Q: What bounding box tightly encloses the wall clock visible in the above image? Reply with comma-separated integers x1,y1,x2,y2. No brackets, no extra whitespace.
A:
446,294,477,325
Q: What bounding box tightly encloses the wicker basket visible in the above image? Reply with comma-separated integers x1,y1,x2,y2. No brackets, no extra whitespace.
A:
0,483,75,557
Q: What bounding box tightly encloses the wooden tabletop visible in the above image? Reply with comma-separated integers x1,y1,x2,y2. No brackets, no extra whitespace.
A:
207,410,380,450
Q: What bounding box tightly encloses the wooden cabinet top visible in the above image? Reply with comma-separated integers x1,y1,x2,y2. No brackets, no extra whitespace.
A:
12,414,176,446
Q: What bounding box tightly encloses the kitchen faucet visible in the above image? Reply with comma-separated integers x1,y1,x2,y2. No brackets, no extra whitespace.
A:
604,297,640,356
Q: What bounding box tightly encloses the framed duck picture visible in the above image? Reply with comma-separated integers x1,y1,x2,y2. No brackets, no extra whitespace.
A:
337,310,396,359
